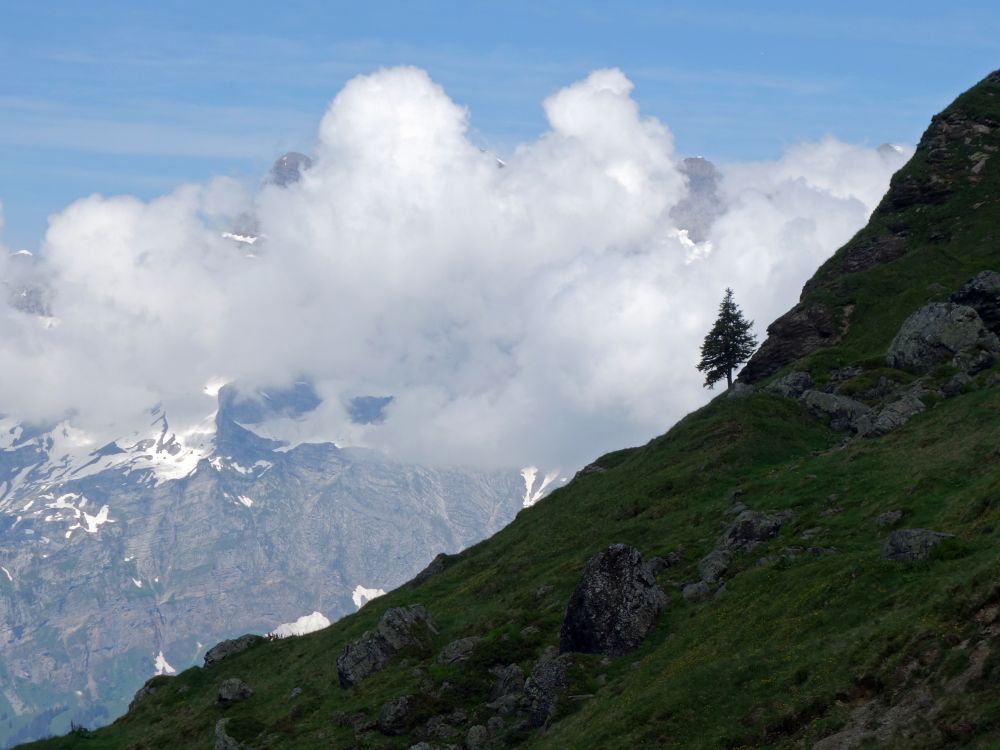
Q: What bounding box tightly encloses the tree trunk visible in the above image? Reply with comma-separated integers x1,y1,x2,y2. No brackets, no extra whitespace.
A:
726,369,733,389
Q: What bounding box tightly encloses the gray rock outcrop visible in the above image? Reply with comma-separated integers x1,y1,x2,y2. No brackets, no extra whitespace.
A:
216,678,253,705
489,664,525,702
697,549,730,583
683,581,711,602
951,270,1000,333
886,302,1000,373
881,529,955,561
524,654,571,728
127,678,161,712
437,636,482,664
801,390,872,432
764,371,814,399
408,553,449,588
875,510,904,528
204,634,265,668
718,510,789,551
864,392,926,436
377,695,413,736
337,604,438,688
214,719,242,750
558,544,666,656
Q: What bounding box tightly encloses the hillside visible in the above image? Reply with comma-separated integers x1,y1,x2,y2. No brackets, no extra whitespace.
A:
18,70,1000,749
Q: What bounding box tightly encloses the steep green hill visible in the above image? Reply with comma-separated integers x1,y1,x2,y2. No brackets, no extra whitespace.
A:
20,70,1000,750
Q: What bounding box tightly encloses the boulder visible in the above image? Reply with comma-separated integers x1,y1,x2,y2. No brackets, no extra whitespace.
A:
214,719,241,750
697,549,730,583
942,371,972,397
875,510,904,528
882,529,955,561
764,370,814,399
718,510,789,551
558,544,666,656
951,270,1000,333
337,604,438,688
864,392,926,436
524,654,571,727
216,678,252,705
800,390,872,432
683,581,711,603
377,695,413,736
437,636,481,664
466,724,489,749
408,553,448,588
886,302,1000,373
204,634,264,668
489,663,525,702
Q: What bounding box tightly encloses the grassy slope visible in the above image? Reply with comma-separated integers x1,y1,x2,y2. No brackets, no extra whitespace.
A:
20,72,1000,749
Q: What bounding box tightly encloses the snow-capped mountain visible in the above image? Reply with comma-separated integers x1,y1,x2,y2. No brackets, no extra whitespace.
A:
0,383,554,747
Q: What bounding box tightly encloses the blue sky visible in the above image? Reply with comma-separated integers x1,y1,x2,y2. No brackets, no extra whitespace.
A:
2,0,999,250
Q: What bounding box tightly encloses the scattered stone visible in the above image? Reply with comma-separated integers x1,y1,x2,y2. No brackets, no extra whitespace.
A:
535,585,553,598
377,695,413,736
718,510,790,551
466,724,489,749
289,687,302,699
489,664,525,702
807,546,840,557
520,625,540,638
559,544,666,656
682,581,711,602
801,390,872,432
886,302,1000,373
951,270,1000,333
409,744,433,750
425,714,460,739
764,370,813,399
332,711,372,730
800,527,823,541
726,501,748,515
697,549,730,583
204,634,264,668
216,678,252,706
437,636,481,664
942,371,972,397
337,604,438,688
407,553,448,588
524,654,571,728
987,372,1000,387
487,715,505,734
876,510,904,528
882,528,955,561
214,719,241,750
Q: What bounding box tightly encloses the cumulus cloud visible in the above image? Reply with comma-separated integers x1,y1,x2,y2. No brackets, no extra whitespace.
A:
0,67,911,470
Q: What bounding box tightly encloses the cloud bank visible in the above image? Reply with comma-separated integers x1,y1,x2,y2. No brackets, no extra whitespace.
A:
0,67,910,470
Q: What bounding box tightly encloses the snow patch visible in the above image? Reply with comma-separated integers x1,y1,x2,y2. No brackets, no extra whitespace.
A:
237,495,254,508
132,578,142,588
269,611,331,638
1,566,11,582
520,465,560,507
153,651,176,676
352,585,386,609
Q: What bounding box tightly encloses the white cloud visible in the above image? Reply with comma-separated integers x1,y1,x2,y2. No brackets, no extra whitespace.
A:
0,67,909,470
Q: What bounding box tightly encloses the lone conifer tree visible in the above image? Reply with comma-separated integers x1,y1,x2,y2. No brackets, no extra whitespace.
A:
697,288,757,389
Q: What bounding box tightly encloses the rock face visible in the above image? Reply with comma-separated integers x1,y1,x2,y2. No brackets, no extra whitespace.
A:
875,510,904,529
739,302,848,384
216,678,253,705
865,392,926,437
489,664,525,702
697,549,731,583
214,719,241,750
266,151,313,187
524,654,571,728
764,371,814,399
558,544,666,656
337,605,438,688
127,678,161,712
951,270,1000,333
437,636,481,664
407,553,449,588
204,635,265,668
669,157,726,244
886,303,1000,373
882,529,955,561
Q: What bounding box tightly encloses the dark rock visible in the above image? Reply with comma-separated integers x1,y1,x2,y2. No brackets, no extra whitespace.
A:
697,549,730,583
267,151,312,187
646,552,680,575
682,581,711,602
466,724,489,749
574,462,607,479
524,654,571,727
437,636,481,664
764,371,814,399
558,544,666,656
333,711,375,731
487,715,505,734
876,510,904,529
943,372,972,397
217,678,252,705
727,382,755,398
425,714,460,739
408,553,449,588
535,585,554,598
377,695,413,736
838,233,909,274
337,605,438,688
204,634,264,668
739,302,849,384
800,390,872,432
289,687,302,699
882,528,955,561
726,501,748,515
886,303,1000,373
408,744,434,750
951,270,1000,333
214,719,241,750
718,510,789,551
489,664,525,702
